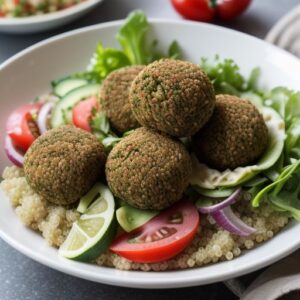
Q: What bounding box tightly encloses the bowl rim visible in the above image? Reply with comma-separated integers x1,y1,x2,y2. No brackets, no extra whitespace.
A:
1,19,300,288
0,0,103,26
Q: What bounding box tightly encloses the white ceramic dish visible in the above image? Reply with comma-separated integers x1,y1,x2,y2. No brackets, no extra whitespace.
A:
0,0,104,34
266,4,300,58
1,20,300,288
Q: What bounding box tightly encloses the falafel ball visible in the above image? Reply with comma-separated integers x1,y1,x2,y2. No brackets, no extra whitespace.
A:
100,65,144,133
106,127,192,210
193,94,268,170
129,59,215,137
24,126,106,205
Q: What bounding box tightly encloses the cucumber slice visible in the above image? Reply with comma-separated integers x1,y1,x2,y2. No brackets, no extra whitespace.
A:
59,184,116,262
51,83,99,128
116,205,158,232
53,78,89,98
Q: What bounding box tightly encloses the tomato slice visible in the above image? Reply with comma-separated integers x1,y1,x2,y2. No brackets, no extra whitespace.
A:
110,200,200,263
6,103,42,152
171,0,215,22
72,96,99,132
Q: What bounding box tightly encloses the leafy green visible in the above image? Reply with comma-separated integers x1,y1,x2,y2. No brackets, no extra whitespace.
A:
90,110,135,152
116,10,150,65
200,56,261,96
264,87,300,163
269,163,300,220
87,11,181,81
252,161,300,207
168,41,182,59
249,159,300,220
89,43,131,80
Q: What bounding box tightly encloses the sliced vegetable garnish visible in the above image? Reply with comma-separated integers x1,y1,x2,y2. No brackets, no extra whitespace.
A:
196,188,242,214
116,205,158,232
72,96,99,132
59,184,116,262
52,77,89,98
211,206,256,237
193,186,235,198
6,103,42,151
110,200,199,263
190,107,285,189
37,102,54,134
4,135,24,167
51,83,99,128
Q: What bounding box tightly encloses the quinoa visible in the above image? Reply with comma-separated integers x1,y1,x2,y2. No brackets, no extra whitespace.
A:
1,166,79,247
1,166,289,270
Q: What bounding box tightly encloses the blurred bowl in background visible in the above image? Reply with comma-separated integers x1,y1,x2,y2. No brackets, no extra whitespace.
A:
0,0,104,34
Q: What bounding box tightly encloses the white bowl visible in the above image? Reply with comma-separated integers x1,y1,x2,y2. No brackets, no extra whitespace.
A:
0,0,104,34
1,20,300,288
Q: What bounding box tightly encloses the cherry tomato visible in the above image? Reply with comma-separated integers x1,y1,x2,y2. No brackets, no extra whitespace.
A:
216,0,251,20
72,96,99,132
171,0,251,22
171,0,214,22
6,103,42,152
110,200,200,263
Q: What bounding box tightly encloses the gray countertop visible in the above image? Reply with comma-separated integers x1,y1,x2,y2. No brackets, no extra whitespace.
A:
0,0,299,299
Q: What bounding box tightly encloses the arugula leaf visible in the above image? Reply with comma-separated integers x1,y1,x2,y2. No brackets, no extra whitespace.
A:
252,160,300,207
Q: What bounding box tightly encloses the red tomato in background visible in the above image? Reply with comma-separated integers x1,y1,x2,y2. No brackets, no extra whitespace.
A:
72,96,99,132
110,200,200,263
170,0,214,22
216,0,252,20
171,0,252,22
6,103,42,152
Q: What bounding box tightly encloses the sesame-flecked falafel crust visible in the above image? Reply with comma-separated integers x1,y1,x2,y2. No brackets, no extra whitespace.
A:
100,65,144,133
129,59,215,137
193,94,269,170
105,127,192,210
24,126,106,205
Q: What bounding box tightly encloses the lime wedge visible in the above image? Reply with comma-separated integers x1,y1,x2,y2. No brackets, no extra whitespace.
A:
59,184,116,262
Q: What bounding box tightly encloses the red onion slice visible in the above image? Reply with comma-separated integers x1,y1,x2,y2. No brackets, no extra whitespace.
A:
211,206,256,236
197,188,242,214
4,135,24,167
37,102,54,134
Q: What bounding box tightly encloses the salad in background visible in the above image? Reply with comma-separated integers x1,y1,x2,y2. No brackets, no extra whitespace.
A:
0,0,86,17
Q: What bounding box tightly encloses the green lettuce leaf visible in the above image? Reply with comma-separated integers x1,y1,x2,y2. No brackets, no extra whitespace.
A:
116,10,150,65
